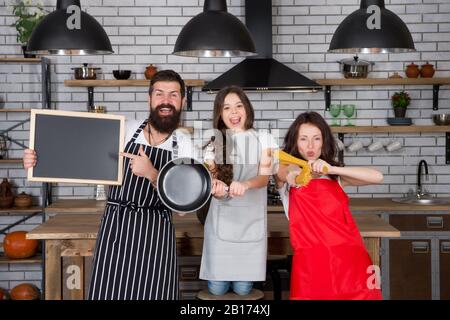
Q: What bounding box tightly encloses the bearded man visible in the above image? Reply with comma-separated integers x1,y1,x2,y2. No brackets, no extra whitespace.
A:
23,70,194,300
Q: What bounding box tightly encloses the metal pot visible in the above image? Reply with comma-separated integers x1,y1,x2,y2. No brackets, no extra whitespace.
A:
432,114,450,125
337,56,374,79
71,63,101,80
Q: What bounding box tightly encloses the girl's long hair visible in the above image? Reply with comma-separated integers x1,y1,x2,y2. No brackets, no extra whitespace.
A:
212,86,255,185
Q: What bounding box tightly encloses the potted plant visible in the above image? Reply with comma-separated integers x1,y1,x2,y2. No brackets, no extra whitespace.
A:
11,0,47,58
391,90,411,118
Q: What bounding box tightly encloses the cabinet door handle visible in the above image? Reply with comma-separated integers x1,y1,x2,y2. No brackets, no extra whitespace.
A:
441,242,450,254
412,241,429,254
426,216,443,229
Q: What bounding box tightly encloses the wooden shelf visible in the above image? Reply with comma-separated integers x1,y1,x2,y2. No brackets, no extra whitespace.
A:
0,254,42,264
45,199,105,214
316,77,450,86
0,207,42,215
0,57,42,63
64,79,205,87
0,109,32,112
0,159,23,164
331,125,450,134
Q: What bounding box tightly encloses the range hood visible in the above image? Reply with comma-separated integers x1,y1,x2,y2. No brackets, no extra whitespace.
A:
202,0,322,93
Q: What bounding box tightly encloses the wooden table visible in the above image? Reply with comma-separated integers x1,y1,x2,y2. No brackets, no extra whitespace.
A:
45,198,450,214
28,206,400,300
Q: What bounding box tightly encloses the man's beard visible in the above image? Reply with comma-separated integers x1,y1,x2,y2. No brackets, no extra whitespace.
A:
149,103,181,134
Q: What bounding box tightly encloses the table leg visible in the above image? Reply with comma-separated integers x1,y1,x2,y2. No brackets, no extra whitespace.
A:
45,240,61,300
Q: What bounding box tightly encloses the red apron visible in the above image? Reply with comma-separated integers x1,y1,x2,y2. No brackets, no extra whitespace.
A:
288,178,382,300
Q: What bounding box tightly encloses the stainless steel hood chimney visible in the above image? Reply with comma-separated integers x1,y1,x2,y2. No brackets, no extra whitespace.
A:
202,0,322,93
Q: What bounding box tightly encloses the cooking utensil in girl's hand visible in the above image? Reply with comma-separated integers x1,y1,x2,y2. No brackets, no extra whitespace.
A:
274,150,328,186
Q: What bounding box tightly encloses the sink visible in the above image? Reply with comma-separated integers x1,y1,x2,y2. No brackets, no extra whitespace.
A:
392,197,450,205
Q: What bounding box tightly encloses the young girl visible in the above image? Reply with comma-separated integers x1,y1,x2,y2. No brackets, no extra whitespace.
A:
199,86,276,296
276,111,383,300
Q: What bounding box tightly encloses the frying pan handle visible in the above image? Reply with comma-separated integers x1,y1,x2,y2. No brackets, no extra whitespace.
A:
224,186,230,199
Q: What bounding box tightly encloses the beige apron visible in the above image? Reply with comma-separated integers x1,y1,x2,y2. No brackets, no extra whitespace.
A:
200,130,268,281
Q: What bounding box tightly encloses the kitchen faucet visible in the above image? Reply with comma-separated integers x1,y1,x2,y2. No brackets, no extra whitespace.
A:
417,160,429,197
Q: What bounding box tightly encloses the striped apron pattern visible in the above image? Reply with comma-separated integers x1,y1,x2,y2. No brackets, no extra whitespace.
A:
88,120,179,300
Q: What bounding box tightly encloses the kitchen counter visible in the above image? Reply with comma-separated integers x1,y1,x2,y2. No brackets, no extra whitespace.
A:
28,211,400,240
29,202,400,300
269,197,450,213
44,198,450,215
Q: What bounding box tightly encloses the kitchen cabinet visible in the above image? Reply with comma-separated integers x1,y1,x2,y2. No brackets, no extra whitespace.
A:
389,239,432,300
440,240,450,300
388,213,450,300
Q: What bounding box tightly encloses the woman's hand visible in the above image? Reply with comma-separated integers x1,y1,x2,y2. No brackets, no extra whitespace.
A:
23,149,37,169
229,181,249,197
211,179,228,198
286,165,301,187
308,159,332,176
120,146,157,181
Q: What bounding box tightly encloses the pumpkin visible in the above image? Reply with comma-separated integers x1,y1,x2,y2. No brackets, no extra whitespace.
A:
10,283,40,300
0,287,9,300
3,231,39,259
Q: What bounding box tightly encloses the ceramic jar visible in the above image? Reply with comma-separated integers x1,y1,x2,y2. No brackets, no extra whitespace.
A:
405,62,420,78
420,62,435,78
0,178,14,209
14,192,32,208
144,64,157,80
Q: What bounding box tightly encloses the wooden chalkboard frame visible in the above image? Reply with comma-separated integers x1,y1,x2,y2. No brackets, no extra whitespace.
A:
28,109,125,185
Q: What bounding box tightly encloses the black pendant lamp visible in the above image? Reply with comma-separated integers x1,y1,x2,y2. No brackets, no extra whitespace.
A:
27,0,113,55
173,0,256,57
328,0,415,54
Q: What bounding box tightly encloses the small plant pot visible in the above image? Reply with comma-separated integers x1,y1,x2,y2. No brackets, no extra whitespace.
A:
393,107,407,118
21,45,35,58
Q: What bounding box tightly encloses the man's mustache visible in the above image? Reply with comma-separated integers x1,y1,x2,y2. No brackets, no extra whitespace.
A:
155,103,176,113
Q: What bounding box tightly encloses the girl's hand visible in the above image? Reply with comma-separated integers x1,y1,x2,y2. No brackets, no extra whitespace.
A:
286,165,301,187
229,181,249,197
308,159,332,175
211,179,228,198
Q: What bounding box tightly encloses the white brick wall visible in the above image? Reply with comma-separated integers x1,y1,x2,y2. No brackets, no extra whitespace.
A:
1,0,450,290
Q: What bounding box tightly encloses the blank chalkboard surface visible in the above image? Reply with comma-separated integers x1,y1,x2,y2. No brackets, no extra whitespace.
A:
28,109,125,185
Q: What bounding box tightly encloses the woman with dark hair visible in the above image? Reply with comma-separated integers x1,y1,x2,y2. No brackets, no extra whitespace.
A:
199,86,276,296
276,111,384,300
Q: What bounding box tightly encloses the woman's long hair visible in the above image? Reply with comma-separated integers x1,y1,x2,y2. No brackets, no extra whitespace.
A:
212,86,255,185
283,111,341,180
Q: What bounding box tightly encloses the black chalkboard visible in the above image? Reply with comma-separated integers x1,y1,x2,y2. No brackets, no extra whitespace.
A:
28,109,125,185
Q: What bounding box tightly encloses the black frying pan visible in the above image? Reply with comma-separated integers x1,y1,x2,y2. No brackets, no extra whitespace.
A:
157,157,212,213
